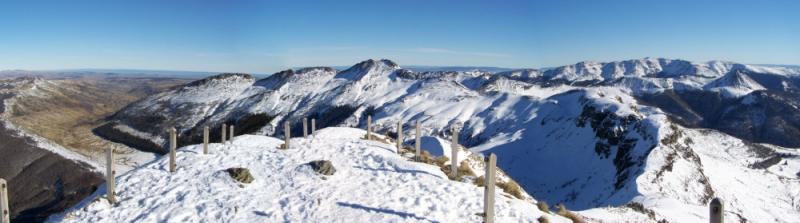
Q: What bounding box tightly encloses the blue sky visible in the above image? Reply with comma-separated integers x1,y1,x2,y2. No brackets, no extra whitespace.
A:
0,0,797,73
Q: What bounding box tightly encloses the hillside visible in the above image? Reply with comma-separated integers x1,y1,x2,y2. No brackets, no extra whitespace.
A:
52,127,571,223
0,78,104,222
0,75,187,222
92,58,800,222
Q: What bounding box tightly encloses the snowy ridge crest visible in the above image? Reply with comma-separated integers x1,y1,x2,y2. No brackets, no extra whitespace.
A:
95,58,800,222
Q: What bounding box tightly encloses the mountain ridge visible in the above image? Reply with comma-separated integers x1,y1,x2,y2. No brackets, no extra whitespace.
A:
90,57,800,222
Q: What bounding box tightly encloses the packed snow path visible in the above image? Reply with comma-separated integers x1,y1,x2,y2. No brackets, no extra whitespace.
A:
52,127,566,223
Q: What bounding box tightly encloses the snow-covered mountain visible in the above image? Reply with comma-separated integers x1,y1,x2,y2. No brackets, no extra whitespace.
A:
94,58,800,222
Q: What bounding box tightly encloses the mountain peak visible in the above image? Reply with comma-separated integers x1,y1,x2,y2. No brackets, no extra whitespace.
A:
335,59,401,80
351,59,399,70
185,73,254,88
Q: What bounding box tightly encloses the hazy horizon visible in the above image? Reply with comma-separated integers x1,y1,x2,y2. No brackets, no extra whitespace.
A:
1,0,798,74
3,57,800,75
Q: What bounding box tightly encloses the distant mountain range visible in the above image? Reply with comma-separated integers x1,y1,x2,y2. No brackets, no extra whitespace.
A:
91,57,800,222
0,69,231,79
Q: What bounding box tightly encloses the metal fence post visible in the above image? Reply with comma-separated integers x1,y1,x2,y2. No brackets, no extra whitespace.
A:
203,126,209,154
221,124,227,144
1,178,10,223
710,198,723,223
311,118,316,135
451,126,459,179
229,125,235,141
484,154,496,223
106,148,116,204
169,127,177,172
303,118,308,138
415,121,421,161
366,115,372,140
283,122,291,149
396,121,403,153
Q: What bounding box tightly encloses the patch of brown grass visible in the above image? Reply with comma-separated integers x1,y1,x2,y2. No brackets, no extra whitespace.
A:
457,160,476,176
442,160,477,181
433,156,449,166
472,175,525,199
497,180,524,199
474,176,486,187
362,133,392,144
537,201,550,214
557,203,586,223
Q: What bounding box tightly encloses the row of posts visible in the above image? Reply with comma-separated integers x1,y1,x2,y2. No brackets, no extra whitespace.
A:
365,116,461,178
106,123,240,205
91,116,724,223
281,118,317,150
365,115,484,219
362,115,727,223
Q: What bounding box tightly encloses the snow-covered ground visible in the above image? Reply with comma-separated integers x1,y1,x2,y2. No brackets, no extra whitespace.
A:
51,127,571,223
97,57,800,222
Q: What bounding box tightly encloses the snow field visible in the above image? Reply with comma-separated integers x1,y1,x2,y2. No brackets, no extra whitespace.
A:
53,127,568,223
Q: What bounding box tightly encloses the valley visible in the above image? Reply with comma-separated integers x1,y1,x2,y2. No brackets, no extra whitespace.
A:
2,57,800,222
0,75,188,222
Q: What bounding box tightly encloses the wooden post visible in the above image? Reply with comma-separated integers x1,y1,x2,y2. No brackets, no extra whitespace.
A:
484,153,497,223
229,125,235,141
311,118,316,135
710,198,723,223
203,126,209,154
284,122,291,149
451,126,459,179
396,121,403,153
1,178,9,223
415,121,421,161
303,118,308,138
221,124,227,144
106,148,116,204
169,127,177,172
366,115,372,140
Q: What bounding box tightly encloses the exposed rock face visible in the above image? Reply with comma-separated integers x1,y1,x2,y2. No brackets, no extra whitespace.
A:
225,168,254,184
575,105,652,190
307,160,336,176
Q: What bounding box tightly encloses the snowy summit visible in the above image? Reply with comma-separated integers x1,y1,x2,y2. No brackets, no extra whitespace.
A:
52,127,571,223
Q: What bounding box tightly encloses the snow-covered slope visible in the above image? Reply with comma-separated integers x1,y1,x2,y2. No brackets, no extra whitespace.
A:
94,58,800,222
53,127,570,223
704,69,767,97
484,88,800,222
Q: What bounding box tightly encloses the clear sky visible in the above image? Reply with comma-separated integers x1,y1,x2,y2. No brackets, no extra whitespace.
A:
0,0,797,73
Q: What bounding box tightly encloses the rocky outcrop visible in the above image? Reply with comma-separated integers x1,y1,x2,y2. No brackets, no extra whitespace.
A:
226,168,254,184
307,160,336,176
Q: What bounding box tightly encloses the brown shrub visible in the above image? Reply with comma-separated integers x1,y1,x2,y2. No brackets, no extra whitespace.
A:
433,156,449,166
442,161,477,181
557,203,586,223
537,201,550,214
537,216,550,223
458,160,476,176
474,176,486,187
497,180,524,199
